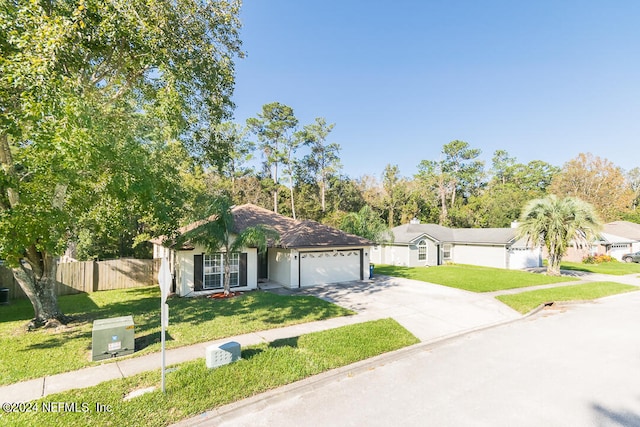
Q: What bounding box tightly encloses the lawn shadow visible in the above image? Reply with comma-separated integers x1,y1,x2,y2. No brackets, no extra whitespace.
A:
269,336,299,349
22,328,91,351
241,336,300,361
135,331,174,351
558,265,593,275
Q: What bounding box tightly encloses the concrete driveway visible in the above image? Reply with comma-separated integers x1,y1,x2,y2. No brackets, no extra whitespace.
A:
189,290,640,427
271,275,521,343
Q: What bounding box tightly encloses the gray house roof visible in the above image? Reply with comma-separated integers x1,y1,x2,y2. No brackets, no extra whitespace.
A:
602,221,640,241
390,223,520,246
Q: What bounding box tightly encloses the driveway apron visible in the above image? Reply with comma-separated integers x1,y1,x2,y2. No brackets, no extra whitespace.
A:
280,275,521,342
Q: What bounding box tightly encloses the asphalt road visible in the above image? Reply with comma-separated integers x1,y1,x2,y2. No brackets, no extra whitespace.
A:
203,291,640,427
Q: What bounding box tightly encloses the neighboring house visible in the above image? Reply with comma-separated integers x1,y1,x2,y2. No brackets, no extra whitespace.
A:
547,221,640,262
371,220,541,270
152,204,372,296
602,221,640,254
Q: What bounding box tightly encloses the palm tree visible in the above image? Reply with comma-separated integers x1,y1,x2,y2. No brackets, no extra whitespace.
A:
518,195,601,276
179,197,279,295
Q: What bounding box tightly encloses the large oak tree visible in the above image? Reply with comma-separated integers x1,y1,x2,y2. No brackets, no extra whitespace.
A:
0,0,243,327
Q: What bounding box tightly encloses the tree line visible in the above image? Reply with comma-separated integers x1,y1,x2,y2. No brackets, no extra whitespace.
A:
190,127,639,241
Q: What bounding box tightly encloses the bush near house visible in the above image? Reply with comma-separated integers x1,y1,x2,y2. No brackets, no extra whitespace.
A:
582,254,615,264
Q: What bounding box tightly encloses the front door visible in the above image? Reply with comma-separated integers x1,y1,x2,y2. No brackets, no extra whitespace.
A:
257,249,268,280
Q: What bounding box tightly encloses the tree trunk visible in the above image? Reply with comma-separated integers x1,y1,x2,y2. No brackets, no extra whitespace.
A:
2,134,66,327
273,161,279,214
289,183,296,220
438,177,448,226
546,250,562,276
320,173,326,213
223,253,231,295
12,250,68,328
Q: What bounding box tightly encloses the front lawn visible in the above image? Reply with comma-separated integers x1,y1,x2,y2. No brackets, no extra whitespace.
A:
560,261,640,275
0,287,353,386
2,319,418,427
496,282,639,314
374,264,573,292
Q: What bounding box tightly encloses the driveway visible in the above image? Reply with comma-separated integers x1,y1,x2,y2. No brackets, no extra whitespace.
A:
271,275,521,342
190,291,640,427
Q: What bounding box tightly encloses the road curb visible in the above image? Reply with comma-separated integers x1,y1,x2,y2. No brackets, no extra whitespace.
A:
173,313,534,427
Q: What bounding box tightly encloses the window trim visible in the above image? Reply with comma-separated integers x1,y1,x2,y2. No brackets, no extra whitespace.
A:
442,244,452,261
417,239,427,261
203,252,241,289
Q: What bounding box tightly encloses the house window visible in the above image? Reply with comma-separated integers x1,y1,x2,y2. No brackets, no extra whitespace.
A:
203,253,240,289
418,240,427,261
442,244,452,261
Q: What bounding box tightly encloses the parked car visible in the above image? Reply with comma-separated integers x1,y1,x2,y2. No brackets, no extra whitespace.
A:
622,251,640,263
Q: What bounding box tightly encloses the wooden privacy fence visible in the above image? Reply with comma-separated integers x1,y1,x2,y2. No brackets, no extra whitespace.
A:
1,258,161,300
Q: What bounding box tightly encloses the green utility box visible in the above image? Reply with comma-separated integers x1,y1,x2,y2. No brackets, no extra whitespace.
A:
92,315,135,361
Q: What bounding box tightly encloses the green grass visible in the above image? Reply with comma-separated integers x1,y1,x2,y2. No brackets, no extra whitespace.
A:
559,261,640,275
374,264,574,292
0,287,354,386
1,319,419,427
496,282,639,314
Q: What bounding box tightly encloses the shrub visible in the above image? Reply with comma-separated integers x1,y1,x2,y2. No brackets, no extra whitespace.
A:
582,254,616,264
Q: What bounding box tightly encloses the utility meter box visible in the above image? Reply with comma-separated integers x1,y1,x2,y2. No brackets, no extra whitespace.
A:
206,341,241,369
92,315,135,361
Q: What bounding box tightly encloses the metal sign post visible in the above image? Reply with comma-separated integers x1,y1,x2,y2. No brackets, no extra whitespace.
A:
158,257,171,393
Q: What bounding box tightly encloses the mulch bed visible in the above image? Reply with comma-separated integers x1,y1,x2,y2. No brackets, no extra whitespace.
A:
208,291,243,300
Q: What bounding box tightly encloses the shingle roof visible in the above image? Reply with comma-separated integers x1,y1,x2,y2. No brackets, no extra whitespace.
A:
390,223,453,244
602,221,640,241
233,204,372,248
154,204,372,250
390,223,518,245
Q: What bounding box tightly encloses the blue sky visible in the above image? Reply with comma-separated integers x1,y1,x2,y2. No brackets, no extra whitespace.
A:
231,1,640,180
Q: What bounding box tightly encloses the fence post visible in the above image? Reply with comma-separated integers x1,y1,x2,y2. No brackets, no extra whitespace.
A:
92,260,100,292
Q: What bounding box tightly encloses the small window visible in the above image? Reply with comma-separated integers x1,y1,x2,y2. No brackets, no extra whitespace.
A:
418,240,427,261
443,244,452,261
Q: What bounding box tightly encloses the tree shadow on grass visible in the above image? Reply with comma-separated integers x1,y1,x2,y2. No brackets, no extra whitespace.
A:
269,336,299,349
21,328,92,351
241,336,300,361
135,331,174,351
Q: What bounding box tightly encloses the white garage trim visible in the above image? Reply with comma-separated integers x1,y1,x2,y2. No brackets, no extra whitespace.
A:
299,249,363,287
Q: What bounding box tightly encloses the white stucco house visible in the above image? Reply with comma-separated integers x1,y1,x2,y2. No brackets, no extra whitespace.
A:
371,220,542,270
152,204,373,296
